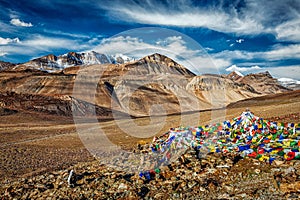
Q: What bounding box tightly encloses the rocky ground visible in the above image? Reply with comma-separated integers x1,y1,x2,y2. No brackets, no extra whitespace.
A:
1,146,300,199
0,96,299,199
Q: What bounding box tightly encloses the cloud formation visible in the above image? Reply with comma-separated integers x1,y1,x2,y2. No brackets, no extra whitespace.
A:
93,35,222,74
214,44,300,63
0,35,95,60
10,18,33,27
0,37,20,45
99,0,300,41
93,34,300,79
43,29,95,39
236,39,244,43
0,52,8,56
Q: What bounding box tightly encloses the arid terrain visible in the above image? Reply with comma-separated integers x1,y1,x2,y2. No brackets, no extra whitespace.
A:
0,90,299,199
0,53,300,199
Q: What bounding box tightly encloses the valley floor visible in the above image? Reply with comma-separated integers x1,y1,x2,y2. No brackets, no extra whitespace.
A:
0,91,300,198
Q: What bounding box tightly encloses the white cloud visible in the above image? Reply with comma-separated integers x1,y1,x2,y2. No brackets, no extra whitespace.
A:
266,65,300,80
9,10,20,19
95,34,300,76
214,44,300,63
226,64,261,72
214,50,253,61
0,37,20,45
0,52,8,57
205,47,214,51
94,36,153,55
98,0,300,42
43,29,96,39
0,35,95,57
23,35,74,48
236,39,244,43
211,43,300,79
264,44,300,60
275,19,300,42
199,57,231,72
0,21,15,33
10,18,33,27
93,35,224,74
100,4,263,35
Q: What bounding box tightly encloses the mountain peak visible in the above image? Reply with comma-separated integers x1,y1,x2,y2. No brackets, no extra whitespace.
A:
259,71,272,77
226,71,243,81
32,54,57,62
238,71,290,94
246,71,273,79
139,53,171,63
138,53,196,77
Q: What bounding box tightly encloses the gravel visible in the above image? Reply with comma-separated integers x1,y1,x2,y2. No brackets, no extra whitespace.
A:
1,146,300,199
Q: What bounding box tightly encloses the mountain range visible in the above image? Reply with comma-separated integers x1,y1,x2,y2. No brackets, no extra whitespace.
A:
0,52,298,118
14,51,135,72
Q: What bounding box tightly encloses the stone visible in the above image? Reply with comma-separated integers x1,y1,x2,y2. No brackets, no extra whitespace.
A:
118,183,128,190
280,181,300,194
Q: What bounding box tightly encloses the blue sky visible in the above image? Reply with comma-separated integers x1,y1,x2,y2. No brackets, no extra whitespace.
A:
0,0,299,79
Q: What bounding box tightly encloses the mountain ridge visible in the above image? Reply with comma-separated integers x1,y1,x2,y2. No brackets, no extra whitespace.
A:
15,51,135,72
0,53,292,117
1,51,299,91
0,61,16,71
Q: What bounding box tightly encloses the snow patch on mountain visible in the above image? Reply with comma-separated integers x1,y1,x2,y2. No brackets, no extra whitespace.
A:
23,51,135,72
234,70,244,77
278,77,300,90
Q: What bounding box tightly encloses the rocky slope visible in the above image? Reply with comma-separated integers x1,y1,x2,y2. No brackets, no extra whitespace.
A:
226,71,290,94
136,53,196,77
187,74,260,107
0,53,291,117
0,61,15,71
1,145,299,199
0,91,127,120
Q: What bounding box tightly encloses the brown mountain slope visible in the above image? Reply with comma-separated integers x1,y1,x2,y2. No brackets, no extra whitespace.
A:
187,74,260,107
136,53,196,77
238,71,289,94
0,54,292,117
226,71,290,94
0,61,15,71
0,91,127,120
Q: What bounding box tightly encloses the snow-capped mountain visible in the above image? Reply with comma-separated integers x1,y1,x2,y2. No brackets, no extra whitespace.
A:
278,78,300,90
1,54,293,118
22,51,135,72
